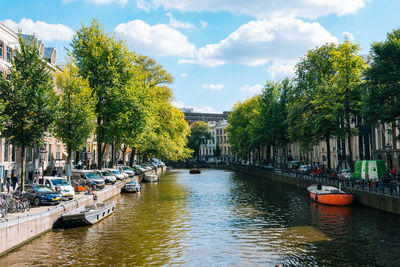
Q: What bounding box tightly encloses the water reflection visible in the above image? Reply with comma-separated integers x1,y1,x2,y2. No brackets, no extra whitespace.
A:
2,169,400,266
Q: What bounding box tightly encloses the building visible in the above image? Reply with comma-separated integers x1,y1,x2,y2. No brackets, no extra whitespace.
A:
182,108,230,125
199,120,232,162
0,22,67,189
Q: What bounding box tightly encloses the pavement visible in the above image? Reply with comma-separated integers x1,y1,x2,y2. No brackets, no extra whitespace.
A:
1,180,128,222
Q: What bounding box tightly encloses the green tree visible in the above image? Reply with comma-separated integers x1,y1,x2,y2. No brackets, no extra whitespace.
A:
364,28,400,144
54,63,96,179
257,79,292,163
214,145,221,159
288,43,339,169
0,35,57,190
71,19,135,167
187,121,211,160
330,40,367,167
227,96,260,161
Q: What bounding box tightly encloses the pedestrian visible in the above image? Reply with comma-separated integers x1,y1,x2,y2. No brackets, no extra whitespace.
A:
6,175,11,194
11,173,18,191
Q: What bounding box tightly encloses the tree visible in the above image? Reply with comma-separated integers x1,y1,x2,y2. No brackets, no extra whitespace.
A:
227,96,260,161
330,40,367,167
0,35,57,190
71,19,135,167
364,28,400,146
288,43,340,169
214,145,221,159
187,121,211,160
54,63,96,179
257,79,292,163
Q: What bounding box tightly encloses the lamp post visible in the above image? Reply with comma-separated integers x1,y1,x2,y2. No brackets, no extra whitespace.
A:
39,148,47,184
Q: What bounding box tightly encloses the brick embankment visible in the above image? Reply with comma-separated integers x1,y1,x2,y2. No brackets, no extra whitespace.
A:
0,166,166,256
229,165,400,215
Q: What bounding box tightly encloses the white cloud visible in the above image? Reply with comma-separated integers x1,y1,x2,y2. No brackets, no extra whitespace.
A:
342,31,354,41
172,100,219,113
202,83,224,91
114,20,196,57
241,84,263,94
167,12,195,30
4,18,74,42
266,61,296,79
179,18,338,70
200,20,208,28
180,73,187,78
136,0,370,19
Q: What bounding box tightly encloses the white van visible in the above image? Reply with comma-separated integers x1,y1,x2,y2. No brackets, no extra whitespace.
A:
42,176,75,200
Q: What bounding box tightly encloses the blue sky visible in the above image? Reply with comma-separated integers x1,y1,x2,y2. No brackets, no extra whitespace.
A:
1,0,400,112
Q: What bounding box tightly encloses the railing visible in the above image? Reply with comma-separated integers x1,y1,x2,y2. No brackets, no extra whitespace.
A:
245,164,400,198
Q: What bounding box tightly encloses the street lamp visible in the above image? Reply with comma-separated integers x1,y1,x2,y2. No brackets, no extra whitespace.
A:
39,148,47,184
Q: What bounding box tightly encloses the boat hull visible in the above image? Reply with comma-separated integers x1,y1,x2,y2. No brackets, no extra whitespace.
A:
61,202,116,227
308,185,354,206
189,170,201,174
143,175,159,182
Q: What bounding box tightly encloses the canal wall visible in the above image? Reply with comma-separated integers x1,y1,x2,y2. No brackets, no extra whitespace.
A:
229,165,400,215
0,166,166,256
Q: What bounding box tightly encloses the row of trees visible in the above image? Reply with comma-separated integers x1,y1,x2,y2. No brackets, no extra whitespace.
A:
0,19,192,189
227,28,400,170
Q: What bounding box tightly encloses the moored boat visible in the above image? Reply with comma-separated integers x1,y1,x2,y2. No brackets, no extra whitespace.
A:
307,184,354,206
143,174,159,182
61,202,116,227
189,168,201,174
121,181,141,193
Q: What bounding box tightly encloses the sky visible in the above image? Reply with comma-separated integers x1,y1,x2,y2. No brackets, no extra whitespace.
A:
1,0,400,113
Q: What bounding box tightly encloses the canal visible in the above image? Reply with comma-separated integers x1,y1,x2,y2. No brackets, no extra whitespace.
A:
2,169,400,266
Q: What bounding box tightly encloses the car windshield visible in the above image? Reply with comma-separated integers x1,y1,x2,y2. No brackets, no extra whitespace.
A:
51,179,69,186
121,167,131,171
85,172,101,178
101,171,112,176
111,171,120,174
36,186,54,193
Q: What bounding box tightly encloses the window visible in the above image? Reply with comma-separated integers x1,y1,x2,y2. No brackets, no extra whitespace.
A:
224,136,226,143
48,144,52,161
56,144,60,159
11,145,16,162
29,147,33,162
0,41,3,59
6,47,12,63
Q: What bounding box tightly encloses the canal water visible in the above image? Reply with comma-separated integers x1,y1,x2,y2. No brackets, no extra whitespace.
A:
2,169,400,266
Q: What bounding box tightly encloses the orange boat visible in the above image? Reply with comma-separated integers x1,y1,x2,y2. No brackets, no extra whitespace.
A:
307,184,354,206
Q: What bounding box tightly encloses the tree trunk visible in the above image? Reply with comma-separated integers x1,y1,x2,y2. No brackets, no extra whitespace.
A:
326,132,331,171
67,146,72,182
20,147,26,191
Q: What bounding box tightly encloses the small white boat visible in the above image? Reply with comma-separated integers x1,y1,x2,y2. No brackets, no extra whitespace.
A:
121,181,141,193
61,202,116,227
143,174,159,182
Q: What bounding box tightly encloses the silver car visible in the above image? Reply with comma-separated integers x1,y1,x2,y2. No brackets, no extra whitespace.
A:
95,170,117,184
105,168,126,180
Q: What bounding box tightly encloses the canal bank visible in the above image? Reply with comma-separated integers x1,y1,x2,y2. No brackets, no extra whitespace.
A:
228,165,400,215
0,167,165,256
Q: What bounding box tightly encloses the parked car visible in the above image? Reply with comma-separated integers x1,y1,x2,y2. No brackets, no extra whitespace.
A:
338,169,351,180
71,170,106,190
95,170,117,184
19,184,62,206
132,165,145,175
40,176,75,200
105,168,126,180
298,165,311,173
288,161,300,170
117,166,135,178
